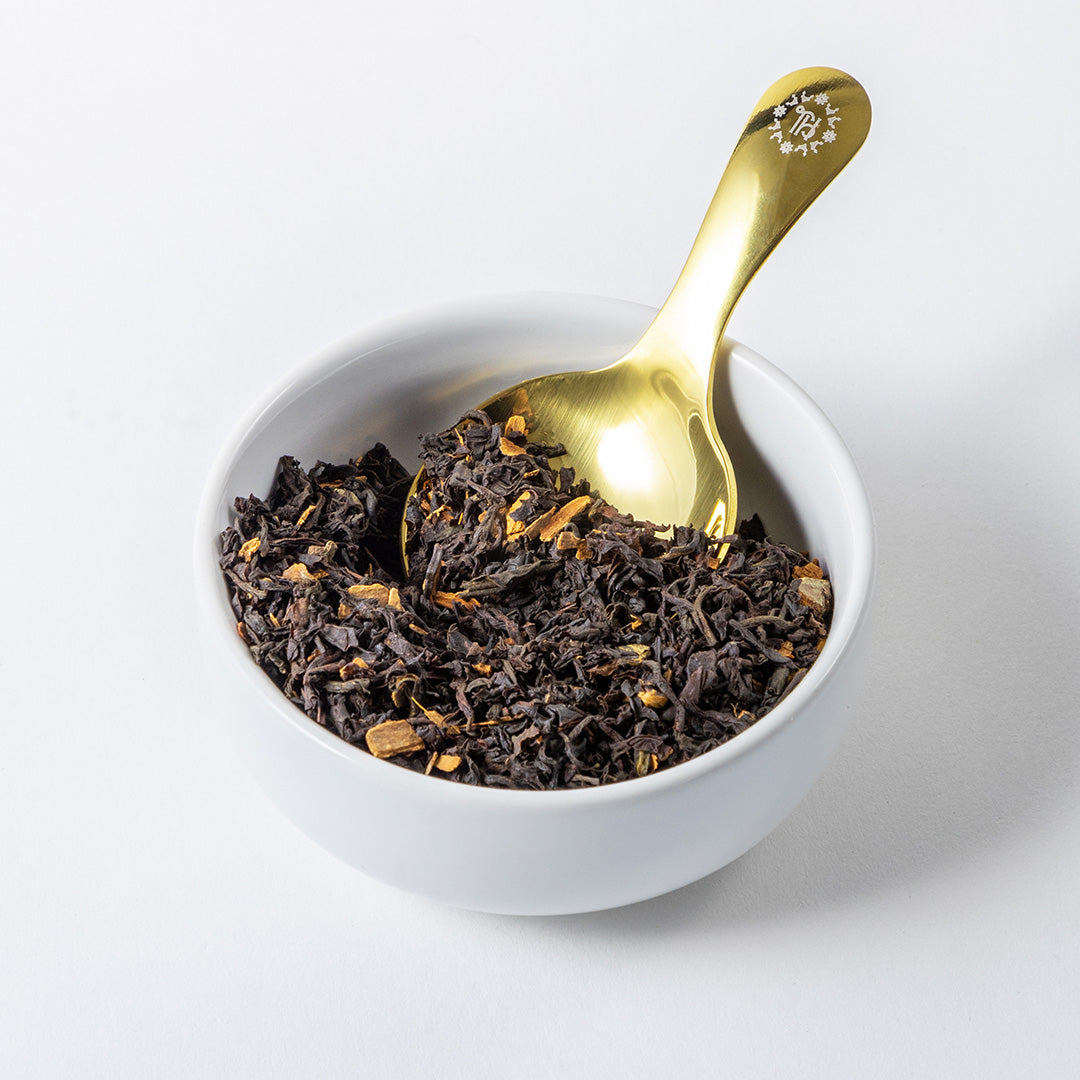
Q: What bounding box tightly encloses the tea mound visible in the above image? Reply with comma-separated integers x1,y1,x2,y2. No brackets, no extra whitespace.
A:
218,410,831,789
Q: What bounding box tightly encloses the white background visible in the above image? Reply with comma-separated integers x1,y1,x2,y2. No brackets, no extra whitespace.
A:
3,1,1078,1076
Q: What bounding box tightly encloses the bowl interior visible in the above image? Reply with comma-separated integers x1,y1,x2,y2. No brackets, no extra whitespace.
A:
197,292,873,774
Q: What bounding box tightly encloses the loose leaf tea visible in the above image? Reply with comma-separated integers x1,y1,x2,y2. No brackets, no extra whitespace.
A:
219,411,831,789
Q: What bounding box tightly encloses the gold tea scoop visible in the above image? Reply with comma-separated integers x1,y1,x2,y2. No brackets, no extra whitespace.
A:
402,67,870,568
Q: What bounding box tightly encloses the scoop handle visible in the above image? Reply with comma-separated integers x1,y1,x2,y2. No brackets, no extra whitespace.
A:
631,67,871,397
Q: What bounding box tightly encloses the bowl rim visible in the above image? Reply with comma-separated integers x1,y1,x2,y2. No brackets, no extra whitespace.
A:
193,290,875,808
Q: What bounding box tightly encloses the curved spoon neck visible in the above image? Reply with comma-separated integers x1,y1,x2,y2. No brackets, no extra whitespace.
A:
628,299,732,396
631,164,788,389
630,215,758,391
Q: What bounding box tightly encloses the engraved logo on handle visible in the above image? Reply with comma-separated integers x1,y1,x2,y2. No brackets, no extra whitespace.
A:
768,90,841,156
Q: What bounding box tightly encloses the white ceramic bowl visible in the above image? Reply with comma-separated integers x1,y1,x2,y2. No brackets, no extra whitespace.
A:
194,293,874,915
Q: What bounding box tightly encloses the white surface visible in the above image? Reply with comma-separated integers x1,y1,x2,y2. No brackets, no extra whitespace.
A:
2,0,1077,1075
194,297,874,914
